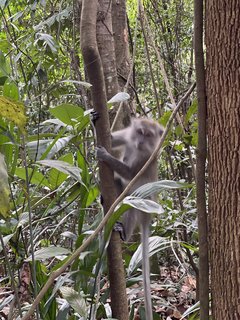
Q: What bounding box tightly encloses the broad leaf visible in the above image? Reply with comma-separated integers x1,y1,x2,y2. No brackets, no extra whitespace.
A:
128,236,174,275
27,136,73,160
60,286,87,317
123,196,164,214
3,79,19,100
132,180,191,198
49,104,84,125
26,246,70,261
37,159,83,184
15,167,50,188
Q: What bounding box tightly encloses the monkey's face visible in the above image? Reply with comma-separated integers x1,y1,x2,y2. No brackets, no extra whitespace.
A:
133,121,162,153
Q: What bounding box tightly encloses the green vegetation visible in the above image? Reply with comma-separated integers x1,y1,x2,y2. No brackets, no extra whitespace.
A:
0,1,199,319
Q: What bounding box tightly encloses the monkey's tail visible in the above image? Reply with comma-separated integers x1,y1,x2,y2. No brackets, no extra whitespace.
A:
141,217,153,320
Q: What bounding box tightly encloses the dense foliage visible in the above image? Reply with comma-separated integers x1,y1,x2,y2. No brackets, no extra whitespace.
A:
0,0,198,319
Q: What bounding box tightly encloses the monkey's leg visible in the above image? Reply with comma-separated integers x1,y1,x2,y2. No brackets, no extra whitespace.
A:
122,209,138,241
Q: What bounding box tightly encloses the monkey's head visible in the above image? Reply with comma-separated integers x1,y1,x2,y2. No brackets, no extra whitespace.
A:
131,118,164,153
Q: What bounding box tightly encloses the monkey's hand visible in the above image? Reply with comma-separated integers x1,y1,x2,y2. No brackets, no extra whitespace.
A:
114,221,126,241
90,111,100,126
96,146,110,161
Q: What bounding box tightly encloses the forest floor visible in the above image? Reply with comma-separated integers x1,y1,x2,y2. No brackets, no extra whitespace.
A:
0,265,197,319
126,266,197,319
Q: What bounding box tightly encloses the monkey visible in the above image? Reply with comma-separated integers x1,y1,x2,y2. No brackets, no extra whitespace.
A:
96,118,164,320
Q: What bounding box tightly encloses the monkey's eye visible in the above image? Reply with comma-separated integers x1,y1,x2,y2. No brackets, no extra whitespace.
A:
137,128,143,135
145,132,153,138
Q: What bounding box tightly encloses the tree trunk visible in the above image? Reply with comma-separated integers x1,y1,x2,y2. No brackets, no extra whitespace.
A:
112,0,133,127
96,2,129,319
206,1,240,319
81,2,128,319
97,0,120,99
194,0,209,318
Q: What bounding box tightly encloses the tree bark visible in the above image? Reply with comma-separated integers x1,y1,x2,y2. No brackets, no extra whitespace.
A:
96,2,129,319
194,0,209,319
97,0,120,100
206,1,240,318
81,2,128,319
112,0,134,126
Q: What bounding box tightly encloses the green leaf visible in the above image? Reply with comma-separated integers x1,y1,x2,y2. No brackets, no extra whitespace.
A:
132,180,191,198
34,7,72,30
0,153,10,218
26,246,70,261
49,104,84,126
128,236,174,275
123,196,164,214
159,110,172,126
60,287,88,317
185,99,197,123
85,186,99,207
37,159,85,185
3,80,19,100
27,136,73,160
35,32,57,53
0,51,10,82
15,167,50,188
48,154,73,188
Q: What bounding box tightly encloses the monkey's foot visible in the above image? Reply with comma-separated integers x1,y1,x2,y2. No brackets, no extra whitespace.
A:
114,221,126,241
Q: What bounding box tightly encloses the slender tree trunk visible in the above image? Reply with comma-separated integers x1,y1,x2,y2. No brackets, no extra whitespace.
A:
97,0,120,99
194,0,209,319
112,0,134,126
96,2,129,319
206,1,240,318
81,2,128,319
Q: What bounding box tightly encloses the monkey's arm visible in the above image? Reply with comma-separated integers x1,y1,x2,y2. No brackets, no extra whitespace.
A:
96,146,135,179
111,128,129,148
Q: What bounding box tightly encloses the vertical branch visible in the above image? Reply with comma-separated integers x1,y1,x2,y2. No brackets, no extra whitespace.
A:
81,2,128,320
194,1,209,319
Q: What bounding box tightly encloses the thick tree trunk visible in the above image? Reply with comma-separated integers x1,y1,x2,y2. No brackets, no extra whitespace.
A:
206,1,240,319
